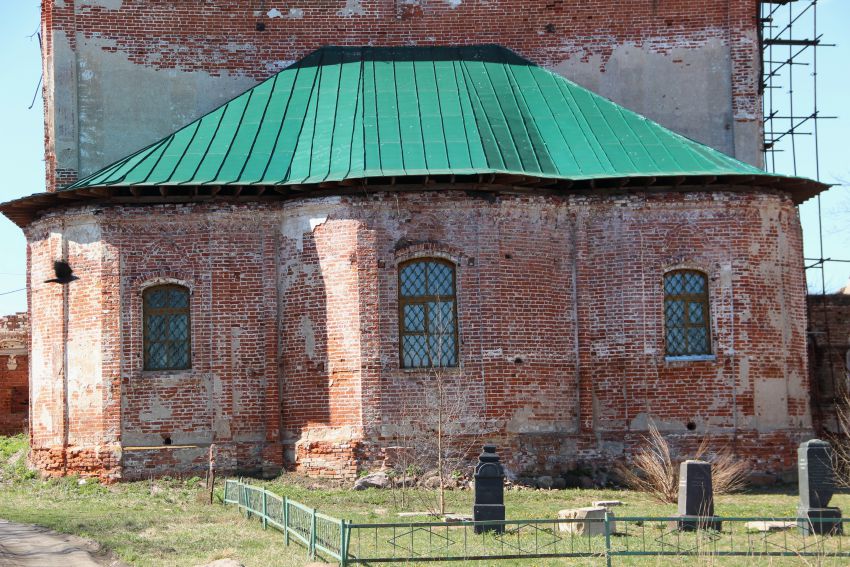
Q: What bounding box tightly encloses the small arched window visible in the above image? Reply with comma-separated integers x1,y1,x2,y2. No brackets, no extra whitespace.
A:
398,259,458,368
664,270,711,356
143,285,191,370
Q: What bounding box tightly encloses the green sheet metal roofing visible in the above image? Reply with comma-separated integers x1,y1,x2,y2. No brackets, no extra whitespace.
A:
67,44,777,190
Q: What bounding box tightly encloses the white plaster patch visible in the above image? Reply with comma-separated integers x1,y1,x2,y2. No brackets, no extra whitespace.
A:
231,327,243,369
265,60,296,74
39,404,53,435
754,379,788,431
445,0,462,6
300,315,317,360
309,216,329,231
267,8,283,18
338,0,365,17
139,397,173,422
629,413,684,431
88,0,123,9
279,199,339,252
293,425,358,443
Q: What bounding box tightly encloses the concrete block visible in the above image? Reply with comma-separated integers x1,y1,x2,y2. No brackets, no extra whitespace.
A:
557,506,614,536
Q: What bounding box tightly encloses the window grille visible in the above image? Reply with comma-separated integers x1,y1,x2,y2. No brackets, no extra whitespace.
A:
143,285,191,370
664,270,711,356
398,259,458,368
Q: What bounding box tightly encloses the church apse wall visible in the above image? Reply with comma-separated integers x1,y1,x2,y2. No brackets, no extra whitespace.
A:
22,189,810,480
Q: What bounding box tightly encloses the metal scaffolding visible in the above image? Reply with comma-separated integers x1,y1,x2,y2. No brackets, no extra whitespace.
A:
762,1,846,427
761,0,838,289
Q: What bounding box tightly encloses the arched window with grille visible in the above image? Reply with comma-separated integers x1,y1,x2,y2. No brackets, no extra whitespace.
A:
664,270,711,357
398,259,458,368
143,285,191,370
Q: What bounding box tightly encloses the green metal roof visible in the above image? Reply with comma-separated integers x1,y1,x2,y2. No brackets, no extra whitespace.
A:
67,44,773,190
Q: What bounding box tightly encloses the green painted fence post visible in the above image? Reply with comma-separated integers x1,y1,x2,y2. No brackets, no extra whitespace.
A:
604,512,612,567
262,488,268,530
283,496,289,546
339,519,348,567
310,507,317,559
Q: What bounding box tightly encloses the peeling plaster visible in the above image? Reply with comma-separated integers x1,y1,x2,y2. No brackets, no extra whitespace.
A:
299,316,317,361
629,413,685,431
87,0,123,8
754,379,788,431
268,7,304,19
279,200,338,252
139,396,173,422
337,0,365,17
230,327,242,370
551,38,759,166
73,36,256,177
293,425,359,443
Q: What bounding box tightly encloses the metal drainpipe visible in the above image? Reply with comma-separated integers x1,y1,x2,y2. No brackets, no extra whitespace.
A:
61,232,70,476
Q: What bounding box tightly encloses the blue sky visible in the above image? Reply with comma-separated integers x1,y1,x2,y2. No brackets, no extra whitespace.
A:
0,1,847,314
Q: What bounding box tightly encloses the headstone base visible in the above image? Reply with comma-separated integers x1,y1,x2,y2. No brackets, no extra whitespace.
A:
668,515,723,532
798,507,843,536
473,504,505,534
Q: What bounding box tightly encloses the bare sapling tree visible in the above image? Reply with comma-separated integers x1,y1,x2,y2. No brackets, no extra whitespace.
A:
382,286,500,516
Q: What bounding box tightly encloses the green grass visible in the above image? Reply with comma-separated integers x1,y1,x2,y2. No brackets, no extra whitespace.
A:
2,435,850,566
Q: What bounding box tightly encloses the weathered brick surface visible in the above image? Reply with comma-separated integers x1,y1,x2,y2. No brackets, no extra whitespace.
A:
0,313,28,436
40,0,762,190
807,293,850,433
24,189,812,480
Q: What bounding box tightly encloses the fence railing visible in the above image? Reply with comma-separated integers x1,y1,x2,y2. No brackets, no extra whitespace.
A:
223,479,850,566
223,479,347,563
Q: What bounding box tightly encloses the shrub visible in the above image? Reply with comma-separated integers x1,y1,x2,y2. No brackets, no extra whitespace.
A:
617,422,748,504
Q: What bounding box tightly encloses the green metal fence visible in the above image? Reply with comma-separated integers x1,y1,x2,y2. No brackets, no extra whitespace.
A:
223,479,850,566
223,479,347,563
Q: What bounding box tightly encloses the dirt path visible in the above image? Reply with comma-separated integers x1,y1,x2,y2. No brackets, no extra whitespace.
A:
0,519,125,566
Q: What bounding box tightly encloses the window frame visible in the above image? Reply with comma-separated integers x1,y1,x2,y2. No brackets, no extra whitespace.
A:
142,284,192,371
397,258,460,369
663,269,712,358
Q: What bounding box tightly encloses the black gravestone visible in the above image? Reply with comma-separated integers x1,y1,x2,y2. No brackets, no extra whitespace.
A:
670,460,722,531
473,445,505,534
798,439,843,535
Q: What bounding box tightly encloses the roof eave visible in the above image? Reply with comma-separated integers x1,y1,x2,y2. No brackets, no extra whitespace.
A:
0,174,830,229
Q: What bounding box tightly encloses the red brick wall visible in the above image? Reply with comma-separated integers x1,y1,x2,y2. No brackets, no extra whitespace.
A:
40,0,761,191
807,294,850,433
0,313,28,436
24,188,811,480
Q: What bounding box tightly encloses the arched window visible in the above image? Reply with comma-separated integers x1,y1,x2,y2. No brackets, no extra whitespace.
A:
398,259,458,368
664,270,711,356
143,285,191,370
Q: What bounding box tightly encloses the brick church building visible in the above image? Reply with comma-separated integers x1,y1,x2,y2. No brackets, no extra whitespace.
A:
0,313,28,436
0,1,827,481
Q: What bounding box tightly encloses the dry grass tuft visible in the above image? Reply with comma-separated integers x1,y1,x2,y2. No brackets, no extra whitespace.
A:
617,422,748,504
830,395,850,488
617,423,679,503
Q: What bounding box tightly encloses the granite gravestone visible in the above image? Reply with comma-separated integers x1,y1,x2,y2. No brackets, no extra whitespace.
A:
798,439,842,535
473,445,505,534
670,460,722,531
